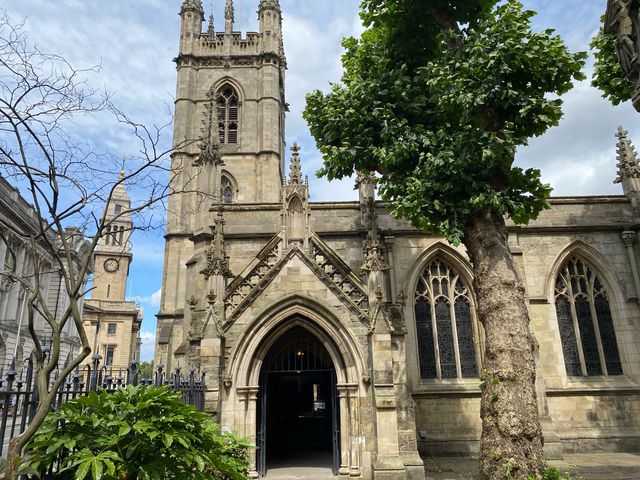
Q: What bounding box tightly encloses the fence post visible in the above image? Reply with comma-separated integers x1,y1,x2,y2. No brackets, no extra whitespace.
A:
0,359,17,456
89,354,102,391
154,362,164,387
129,360,139,386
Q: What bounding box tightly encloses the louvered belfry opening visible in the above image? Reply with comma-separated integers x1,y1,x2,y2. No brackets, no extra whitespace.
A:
257,325,339,475
216,84,239,144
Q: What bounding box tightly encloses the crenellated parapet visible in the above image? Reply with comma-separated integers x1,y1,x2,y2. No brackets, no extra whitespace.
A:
177,0,286,63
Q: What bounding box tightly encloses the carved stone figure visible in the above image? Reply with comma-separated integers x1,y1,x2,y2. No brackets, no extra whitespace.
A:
606,0,640,109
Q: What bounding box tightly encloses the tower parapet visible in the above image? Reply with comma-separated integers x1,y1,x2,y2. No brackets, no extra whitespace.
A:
174,1,286,65
179,0,205,55
258,0,283,56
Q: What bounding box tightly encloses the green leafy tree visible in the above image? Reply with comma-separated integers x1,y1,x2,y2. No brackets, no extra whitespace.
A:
304,1,585,478
591,24,635,105
137,360,154,379
20,386,250,480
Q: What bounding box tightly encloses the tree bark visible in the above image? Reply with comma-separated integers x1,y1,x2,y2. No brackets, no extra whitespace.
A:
463,207,545,480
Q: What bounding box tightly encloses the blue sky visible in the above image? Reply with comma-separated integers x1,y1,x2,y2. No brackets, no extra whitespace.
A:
5,0,638,361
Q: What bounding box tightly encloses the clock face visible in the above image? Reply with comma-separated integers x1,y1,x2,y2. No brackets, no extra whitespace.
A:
103,258,120,273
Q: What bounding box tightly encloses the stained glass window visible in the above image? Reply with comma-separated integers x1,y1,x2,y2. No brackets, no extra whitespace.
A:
554,256,623,377
414,258,479,380
216,84,239,144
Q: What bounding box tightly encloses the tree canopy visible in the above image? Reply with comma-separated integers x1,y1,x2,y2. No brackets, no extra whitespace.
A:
305,0,586,243
591,22,636,106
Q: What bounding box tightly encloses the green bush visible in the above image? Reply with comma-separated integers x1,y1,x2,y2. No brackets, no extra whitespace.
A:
20,385,250,480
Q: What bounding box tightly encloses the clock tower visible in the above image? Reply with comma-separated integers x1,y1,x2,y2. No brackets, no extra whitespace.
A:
84,172,142,370
93,171,133,301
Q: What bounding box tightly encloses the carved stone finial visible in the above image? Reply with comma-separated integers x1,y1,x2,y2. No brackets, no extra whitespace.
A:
197,91,222,166
614,126,640,183
207,14,215,39
288,143,303,184
225,0,234,33
202,206,232,279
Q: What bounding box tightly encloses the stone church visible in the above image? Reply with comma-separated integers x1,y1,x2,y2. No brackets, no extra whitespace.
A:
155,1,640,478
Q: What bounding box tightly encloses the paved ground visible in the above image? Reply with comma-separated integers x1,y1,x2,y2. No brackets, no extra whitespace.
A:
264,452,640,479
264,451,334,479
424,453,640,479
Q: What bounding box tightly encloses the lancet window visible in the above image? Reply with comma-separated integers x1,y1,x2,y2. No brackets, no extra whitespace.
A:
414,258,479,380
221,175,234,204
216,84,239,145
554,256,623,377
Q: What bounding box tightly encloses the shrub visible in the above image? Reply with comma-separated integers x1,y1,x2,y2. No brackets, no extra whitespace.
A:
20,385,250,480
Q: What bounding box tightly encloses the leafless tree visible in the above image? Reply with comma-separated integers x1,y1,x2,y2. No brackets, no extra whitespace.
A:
0,11,194,477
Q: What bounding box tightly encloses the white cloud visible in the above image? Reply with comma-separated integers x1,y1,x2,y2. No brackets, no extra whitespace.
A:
139,330,156,362
150,289,162,308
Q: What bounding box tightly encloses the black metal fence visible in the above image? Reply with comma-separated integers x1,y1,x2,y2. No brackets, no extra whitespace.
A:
0,355,206,457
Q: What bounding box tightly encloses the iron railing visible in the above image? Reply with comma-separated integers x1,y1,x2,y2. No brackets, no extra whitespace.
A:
0,355,206,457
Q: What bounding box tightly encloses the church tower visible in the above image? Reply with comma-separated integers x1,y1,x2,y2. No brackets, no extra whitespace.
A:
158,0,287,363
84,172,142,370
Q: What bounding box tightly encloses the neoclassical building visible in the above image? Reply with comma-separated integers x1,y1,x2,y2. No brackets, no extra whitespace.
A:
0,176,86,373
155,1,640,478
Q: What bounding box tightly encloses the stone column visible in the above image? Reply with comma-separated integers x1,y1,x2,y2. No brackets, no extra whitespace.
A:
337,385,351,478
371,333,406,480
347,384,362,478
622,231,640,303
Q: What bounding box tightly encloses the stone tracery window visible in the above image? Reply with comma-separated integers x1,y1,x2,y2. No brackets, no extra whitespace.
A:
414,258,478,380
221,174,234,204
554,256,623,377
216,84,239,145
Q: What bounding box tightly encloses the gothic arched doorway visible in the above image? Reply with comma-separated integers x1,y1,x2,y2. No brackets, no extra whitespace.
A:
257,326,339,476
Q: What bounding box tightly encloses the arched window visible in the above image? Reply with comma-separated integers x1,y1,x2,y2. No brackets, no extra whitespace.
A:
216,84,239,144
221,175,234,204
414,258,478,379
554,256,623,377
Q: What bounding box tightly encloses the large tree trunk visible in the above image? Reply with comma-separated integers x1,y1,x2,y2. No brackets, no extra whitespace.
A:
463,207,545,480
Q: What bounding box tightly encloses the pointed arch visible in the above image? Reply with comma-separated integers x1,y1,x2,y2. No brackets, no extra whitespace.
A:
210,77,245,102
220,170,238,204
404,242,481,382
227,294,366,388
548,242,625,377
545,240,625,304
210,79,243,146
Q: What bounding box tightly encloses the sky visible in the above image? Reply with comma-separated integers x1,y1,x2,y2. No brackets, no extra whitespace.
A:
4,0,638,362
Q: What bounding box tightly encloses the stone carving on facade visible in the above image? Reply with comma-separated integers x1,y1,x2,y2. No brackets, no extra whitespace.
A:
225,0,234,33
615,126,640,181
605,0,640,110
310,236,369,315
283,144,310,248
180,0,204,16
202,207,232,279
224,237,280,321
196,91,223,167
207,14,215,40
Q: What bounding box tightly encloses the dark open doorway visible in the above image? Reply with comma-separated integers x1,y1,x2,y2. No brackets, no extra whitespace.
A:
257,326,339,477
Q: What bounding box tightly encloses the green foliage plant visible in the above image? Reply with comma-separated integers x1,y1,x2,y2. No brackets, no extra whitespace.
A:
304,1,585,478
591,23,635,106
20,385,250,480
306,0,585,244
